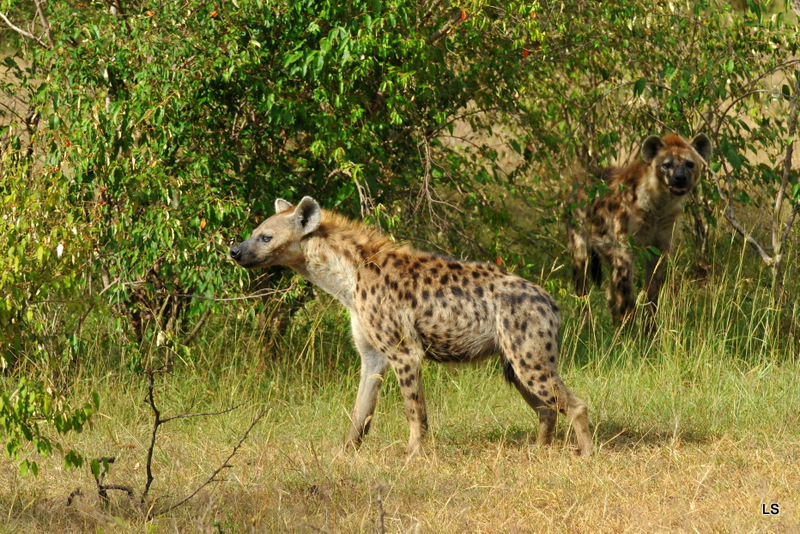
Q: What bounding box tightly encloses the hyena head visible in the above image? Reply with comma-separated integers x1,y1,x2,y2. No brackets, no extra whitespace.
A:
229,196,321,269
641,133,712,196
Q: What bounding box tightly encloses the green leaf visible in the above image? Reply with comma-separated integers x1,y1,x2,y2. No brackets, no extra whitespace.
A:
283,50,303,69
19,459,29,478
91,459,101,480
633,77,647,98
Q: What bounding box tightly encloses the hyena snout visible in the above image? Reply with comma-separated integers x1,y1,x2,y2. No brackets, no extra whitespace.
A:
230,242,258,267
229,243,244,262
668,164,696,195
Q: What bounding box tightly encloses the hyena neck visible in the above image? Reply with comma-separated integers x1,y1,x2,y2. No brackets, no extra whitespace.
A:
295,211,391,309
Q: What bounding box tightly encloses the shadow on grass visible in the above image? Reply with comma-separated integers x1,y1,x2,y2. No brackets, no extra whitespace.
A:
450,419,713,453
591,419,713,451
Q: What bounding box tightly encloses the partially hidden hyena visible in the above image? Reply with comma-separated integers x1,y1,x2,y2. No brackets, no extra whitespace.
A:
566,133,712,326
231,197,592,456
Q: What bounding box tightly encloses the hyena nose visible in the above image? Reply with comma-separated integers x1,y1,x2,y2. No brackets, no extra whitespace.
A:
230,245,242,261
673,173,689,187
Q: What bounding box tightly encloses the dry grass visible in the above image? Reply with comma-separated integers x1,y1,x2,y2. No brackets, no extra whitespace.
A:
2,244,799,533
1,345,798,533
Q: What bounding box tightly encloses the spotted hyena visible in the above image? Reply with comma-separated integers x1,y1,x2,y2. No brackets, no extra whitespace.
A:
566,133,712,326
230,197,592,456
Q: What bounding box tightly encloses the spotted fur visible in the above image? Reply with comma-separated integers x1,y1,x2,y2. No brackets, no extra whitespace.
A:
231,197,592,456
566,133,712,326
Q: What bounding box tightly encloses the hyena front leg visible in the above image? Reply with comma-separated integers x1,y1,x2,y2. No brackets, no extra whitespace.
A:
643,252,668,329
566,213,591,296
346,320,390,449
608,247,636,325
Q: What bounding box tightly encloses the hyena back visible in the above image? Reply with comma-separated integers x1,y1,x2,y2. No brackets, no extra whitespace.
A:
566,133,712,325
231,197,592,456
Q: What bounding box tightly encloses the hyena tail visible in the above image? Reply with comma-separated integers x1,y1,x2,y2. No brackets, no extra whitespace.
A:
502,357,518,385
589,248,602,286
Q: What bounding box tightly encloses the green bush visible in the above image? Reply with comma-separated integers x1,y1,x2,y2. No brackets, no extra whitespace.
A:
1,0,798,476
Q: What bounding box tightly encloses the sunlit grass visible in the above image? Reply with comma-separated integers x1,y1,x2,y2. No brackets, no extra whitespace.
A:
1,242,799,532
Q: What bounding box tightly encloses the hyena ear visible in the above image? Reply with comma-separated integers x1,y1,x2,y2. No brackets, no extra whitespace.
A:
275,198,294,214
640,135,664,163
690,133,712,162
293,196,322,235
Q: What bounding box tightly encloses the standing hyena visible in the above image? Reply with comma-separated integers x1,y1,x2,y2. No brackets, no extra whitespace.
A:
566,133,712,326
230,197,592,456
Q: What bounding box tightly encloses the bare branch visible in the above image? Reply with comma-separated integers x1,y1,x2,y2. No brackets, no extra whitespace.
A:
160,401,246,424
142,368,163,501
33,0,54,49
152,408,269,518
0,11,50,49
425,9,466,45
723,206,774,264
182,308,210,345
776,68,800,251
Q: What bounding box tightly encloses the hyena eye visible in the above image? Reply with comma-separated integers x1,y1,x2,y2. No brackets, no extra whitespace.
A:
259,235,272,243
685,160,695,169
661,161,672,170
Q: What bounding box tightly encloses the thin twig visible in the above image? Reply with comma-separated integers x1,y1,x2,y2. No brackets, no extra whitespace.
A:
142,367,166,502
151,408,269,518
182,308,210,345
775,69,800,252
160,402,246,424
33,0,54,49
0,11,50,48
376,485,386,534
425,9,466,45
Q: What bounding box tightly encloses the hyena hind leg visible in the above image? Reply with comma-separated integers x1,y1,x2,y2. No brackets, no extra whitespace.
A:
503,356,592,456
511,380,558,445
552,379,592,457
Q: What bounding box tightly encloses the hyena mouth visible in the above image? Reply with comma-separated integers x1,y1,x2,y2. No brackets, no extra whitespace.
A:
668,184,692,196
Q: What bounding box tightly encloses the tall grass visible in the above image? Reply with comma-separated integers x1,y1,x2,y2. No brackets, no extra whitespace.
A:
2,238,799,532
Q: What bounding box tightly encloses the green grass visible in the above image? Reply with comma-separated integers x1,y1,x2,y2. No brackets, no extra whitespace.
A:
1,244,799,532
